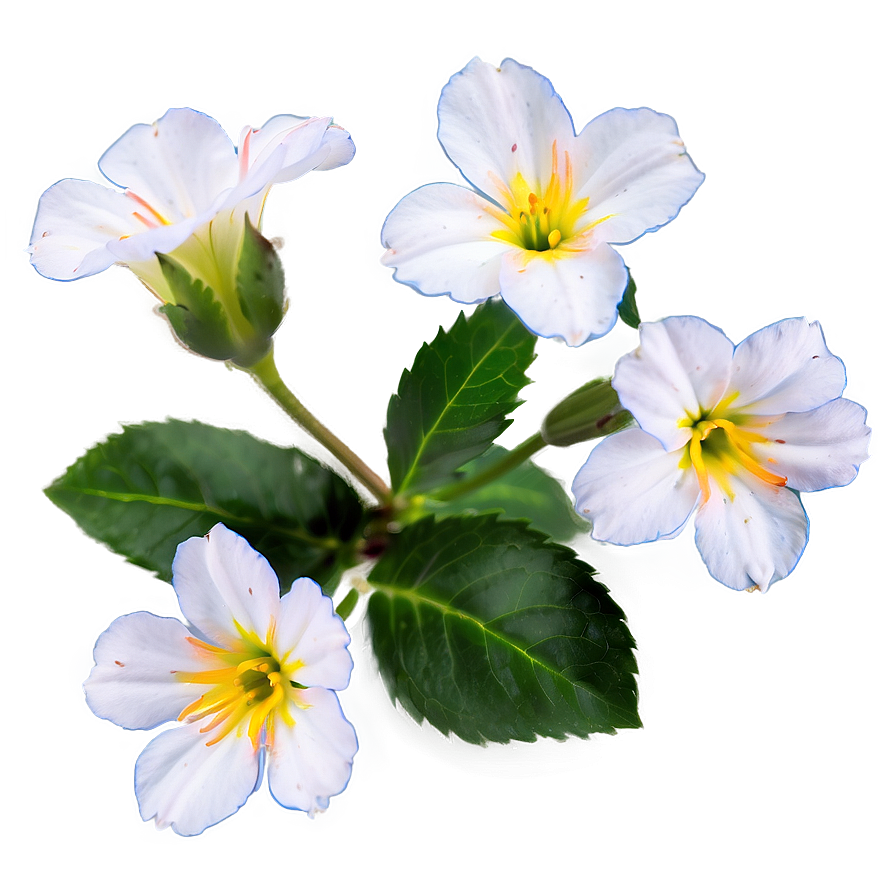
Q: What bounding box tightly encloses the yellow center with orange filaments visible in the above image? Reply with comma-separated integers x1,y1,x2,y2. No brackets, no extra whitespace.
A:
174,628,306,750
487,141,610,253
682,410,787,504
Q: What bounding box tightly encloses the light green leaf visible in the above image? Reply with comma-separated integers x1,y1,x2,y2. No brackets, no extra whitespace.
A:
45,420,365,592
385,299,536,496
427,446,587,542
367,514,640,744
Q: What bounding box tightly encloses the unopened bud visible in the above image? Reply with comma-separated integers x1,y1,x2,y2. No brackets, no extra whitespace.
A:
541,378,633,447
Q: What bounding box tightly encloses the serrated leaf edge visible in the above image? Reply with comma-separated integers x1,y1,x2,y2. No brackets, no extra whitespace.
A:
393,311,534,496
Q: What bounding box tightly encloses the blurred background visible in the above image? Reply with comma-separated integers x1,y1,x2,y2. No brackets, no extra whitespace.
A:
5,1,892,892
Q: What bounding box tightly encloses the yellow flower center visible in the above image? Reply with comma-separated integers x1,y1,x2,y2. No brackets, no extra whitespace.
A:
488,141,605,252
175,632,304,750
681,405,787,503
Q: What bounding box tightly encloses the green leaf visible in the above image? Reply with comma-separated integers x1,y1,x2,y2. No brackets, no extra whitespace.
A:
156,254,236,360
235,215,286,342
427,446,587,542
617,268,640,329
385,299,536,496
45,420,365,593
367,514,639,744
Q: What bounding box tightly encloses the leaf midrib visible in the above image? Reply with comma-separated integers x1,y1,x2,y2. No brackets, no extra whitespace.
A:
369,581,632,714
395,319,524,495
48,485,342,551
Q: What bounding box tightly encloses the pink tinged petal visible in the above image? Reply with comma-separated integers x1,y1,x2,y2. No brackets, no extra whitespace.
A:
268,688,358,814
231,116,335,208
749,399,871,492
614,317,735,450
694,475,809,592
729,318,846,415
135,720,262,836
437,57,575,198
574,107,705,244
28,179,142,280
172,524,281,649
381,183,507,302
99,108,238,224
498,240,628,345
84,612,212,730
572,428,700,545
275,579,353,690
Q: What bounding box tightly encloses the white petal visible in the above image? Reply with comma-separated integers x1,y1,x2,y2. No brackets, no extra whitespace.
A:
314,123,356,171
268,688,358,814
275,579,353,690
135,721,262,836
172,524,281,649
105,215,207,265
381,183,507,302
84,612,211,730
28,178,139,280
573,107,705,244
614,317,735,449
240,115,354,179
746,399,871,491
99,108,237,223
729,318,846,415
572,429,699,545
230,116,334,208
437,57,575,198
694,475,809,592
497,239,628,346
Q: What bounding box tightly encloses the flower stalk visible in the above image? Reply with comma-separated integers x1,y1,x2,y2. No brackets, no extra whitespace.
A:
244,349,391,504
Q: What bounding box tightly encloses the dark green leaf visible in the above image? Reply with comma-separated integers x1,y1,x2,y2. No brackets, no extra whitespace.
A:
156,254,236,360
617,268,640,329
367,514,639,744
235,214,286,342
427,446,587,542
45,420,365,593
385,299,536,496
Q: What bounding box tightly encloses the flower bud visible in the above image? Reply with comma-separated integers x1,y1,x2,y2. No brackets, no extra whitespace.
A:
541,378,633,447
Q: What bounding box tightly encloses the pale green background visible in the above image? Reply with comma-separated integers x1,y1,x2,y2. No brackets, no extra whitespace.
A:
5,1,892,892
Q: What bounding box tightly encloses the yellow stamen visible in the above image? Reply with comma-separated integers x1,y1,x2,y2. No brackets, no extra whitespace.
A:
172,632,302,751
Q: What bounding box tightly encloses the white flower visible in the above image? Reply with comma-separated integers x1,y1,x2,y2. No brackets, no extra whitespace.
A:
571,317,870,591
381,57,704,347
84,524,358,836
28,107,353,293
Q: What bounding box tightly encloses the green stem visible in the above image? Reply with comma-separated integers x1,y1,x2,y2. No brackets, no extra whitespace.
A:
243,349,391,505
430,432,547,503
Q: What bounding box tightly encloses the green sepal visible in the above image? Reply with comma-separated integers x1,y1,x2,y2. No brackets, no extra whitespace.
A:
385,299,536,497
335,588,360,620
156,254,237,360
367,514,640,744
234,215,286,354
45,420,366,593
617,268,640,329
541,378,634,447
